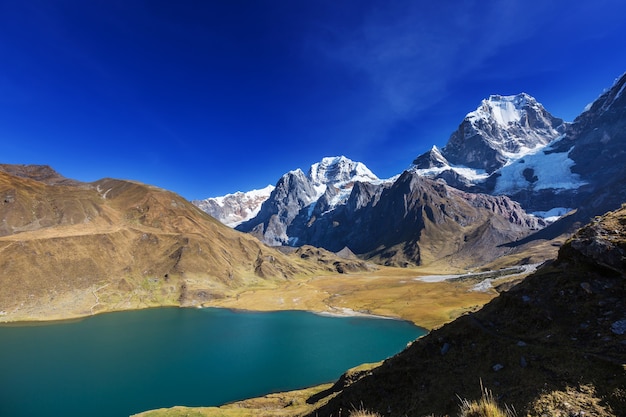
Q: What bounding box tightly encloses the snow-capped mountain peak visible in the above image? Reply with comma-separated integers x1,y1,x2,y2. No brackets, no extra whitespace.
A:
307,155,379,186
469,93,533,128
410,92,569,200
192,184,275,227
418,92,567,174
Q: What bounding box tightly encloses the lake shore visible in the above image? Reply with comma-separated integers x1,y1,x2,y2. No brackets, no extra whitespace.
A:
0,267,505,330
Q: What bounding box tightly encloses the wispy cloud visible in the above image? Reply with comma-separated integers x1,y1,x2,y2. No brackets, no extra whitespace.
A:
314,1,553,118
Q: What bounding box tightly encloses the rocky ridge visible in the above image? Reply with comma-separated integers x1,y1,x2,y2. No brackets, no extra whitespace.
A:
235,156,382,246
288,170,545,267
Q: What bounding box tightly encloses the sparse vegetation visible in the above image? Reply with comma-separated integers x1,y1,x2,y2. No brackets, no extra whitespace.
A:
348,408,381,417
458,386,515,417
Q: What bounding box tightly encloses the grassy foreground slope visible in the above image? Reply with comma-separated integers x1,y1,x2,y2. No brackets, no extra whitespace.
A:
307,205,626,417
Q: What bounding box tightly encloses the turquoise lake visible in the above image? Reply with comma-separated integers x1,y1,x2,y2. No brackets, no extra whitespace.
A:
0,307,425,417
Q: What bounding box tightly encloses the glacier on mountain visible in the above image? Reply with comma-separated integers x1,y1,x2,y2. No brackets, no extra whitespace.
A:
492,140,587,195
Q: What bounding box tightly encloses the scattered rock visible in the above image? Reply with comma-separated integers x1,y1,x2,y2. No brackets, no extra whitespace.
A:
580,282,593,294
520,356,528,368
611,319,626,335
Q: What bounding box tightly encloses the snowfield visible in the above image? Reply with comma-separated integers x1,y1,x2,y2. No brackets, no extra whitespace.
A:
493,141,587,195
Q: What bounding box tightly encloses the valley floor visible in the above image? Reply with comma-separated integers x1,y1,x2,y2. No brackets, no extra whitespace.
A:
0,265,522,330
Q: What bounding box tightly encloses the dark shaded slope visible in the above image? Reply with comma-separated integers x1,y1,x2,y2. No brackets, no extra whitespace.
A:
308,205,626,417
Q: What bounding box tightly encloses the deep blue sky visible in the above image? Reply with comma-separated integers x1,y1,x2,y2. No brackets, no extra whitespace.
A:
2,1,626,200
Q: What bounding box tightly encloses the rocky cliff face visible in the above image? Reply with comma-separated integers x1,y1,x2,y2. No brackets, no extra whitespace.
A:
308,204,626,417
236,168,320,246
235,156,381,246
290,171,544,267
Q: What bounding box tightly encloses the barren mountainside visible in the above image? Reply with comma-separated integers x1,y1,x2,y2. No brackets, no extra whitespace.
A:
290,171,546,268
0,165,338,320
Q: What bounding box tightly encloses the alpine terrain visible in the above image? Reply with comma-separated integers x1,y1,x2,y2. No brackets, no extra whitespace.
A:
193,185,275,227
199,73,626,270
234,156,382,246
201,154,549,268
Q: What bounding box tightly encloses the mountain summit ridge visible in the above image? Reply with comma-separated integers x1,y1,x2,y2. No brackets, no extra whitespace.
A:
411,92,567,192
197,74,626,268
231,156,384,246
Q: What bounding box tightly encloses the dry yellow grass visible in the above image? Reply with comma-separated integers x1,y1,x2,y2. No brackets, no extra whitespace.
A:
348,409,381,417
132,383,335,417
458,386,515,417
204,267,498,330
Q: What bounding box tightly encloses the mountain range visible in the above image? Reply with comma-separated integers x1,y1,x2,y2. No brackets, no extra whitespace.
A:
2,73,626,417
196,72,626,268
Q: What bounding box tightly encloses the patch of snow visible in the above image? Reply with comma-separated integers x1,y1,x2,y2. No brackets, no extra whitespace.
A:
376,174,401,185
313,183,327,200
195,184,275,227
328,187,353,208
211,185,275,207
531,207,573,223
499,142,548,164
467,94,528,128
489,95,524,126
412,164,490,183
308,155,378,187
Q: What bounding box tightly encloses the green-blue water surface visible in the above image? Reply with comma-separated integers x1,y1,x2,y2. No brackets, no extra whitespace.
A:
0,307,425,417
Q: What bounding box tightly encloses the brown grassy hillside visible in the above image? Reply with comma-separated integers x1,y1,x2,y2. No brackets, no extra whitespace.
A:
0,165,333,320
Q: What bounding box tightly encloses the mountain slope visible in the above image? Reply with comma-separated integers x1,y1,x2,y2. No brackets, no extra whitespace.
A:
412,93,565,180
235,156,381,246
0,165,325,321
307,204,626,417
291,171,545,268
